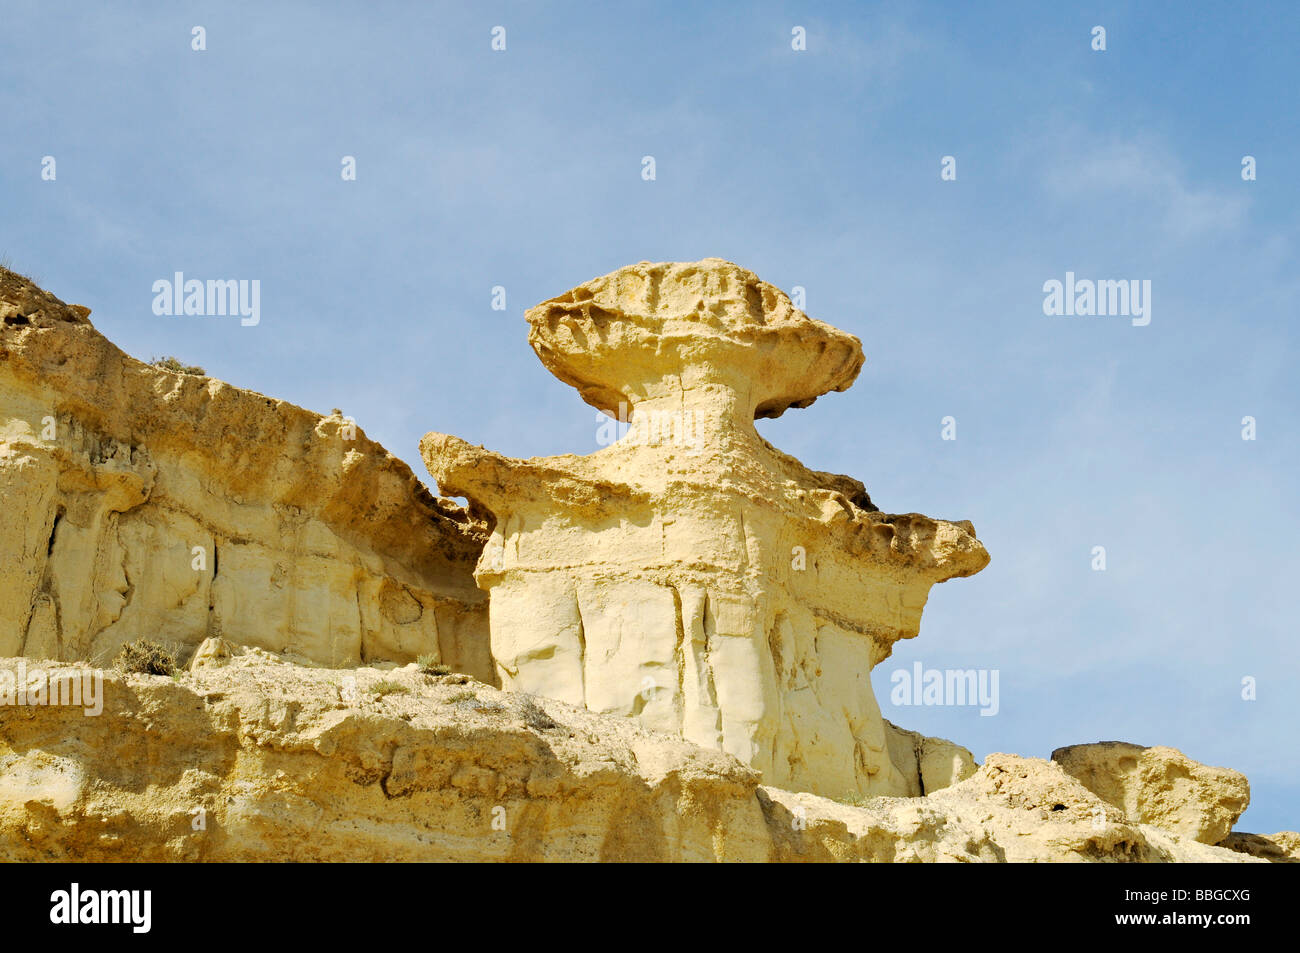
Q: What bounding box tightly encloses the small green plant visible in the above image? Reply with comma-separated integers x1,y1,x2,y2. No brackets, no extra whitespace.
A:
150,355,206,376
0,258,37,285
417,653,452,676
369,679,410,697
446,689,477,704
114,639,177,676
834,792,873,808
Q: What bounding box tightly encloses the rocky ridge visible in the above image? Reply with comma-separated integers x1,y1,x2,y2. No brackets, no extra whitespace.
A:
0,263,1292,862
0,268,490,676
0,651,1277,862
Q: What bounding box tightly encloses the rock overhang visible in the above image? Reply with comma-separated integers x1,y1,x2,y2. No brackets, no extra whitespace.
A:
526,259,865,420
422,258,989,800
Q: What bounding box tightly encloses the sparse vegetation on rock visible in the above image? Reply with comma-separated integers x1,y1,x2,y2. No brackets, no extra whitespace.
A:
149,355,207,376
113,639,177,676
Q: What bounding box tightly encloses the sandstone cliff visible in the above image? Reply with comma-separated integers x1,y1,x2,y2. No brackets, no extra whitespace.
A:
0,267,490,675
1,264,1288,863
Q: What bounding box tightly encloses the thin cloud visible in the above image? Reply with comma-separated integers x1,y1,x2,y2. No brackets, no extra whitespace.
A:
1032,129,1250,240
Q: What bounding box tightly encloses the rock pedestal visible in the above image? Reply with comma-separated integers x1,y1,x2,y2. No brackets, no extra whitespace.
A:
423,259,989,799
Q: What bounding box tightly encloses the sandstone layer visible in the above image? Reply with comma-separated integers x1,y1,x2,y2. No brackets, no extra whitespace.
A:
0,268,490,675
422,260,989,801
1051,741,1251,845
0,654,1260,863
2,265,1283,863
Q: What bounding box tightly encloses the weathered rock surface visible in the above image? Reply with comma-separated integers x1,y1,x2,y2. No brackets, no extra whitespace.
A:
883,718,979,796
1,265,1281,862
1051,741,1251,845
422,260,989,801
1217,830,1300,863
0,654,1259,862
0,268,490,675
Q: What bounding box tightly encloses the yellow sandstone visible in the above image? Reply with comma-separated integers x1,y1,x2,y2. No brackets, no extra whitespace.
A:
423,260,989,800
0,268,489,673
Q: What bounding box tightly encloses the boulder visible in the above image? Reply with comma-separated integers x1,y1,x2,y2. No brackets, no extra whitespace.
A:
1051,741,1250,844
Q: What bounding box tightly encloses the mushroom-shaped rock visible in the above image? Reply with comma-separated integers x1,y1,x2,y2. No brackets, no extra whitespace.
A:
527,258,864,420
422,259,989,801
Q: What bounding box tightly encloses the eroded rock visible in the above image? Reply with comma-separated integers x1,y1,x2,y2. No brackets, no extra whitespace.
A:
0,268,490,675
0,655,1258,863
1217,830,1300,863
1051,741,1250,845
423,259,990,800
883,719,979,796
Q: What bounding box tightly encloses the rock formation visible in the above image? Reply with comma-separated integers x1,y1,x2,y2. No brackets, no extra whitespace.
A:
0,264,1288,863
1051,741,1251,845
0,654,1264,863
422,260,989,801
1218,831,1300,863
883,718,979,796
0,268,490,675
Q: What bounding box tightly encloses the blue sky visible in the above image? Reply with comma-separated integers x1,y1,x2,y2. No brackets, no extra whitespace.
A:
3,1,1296,832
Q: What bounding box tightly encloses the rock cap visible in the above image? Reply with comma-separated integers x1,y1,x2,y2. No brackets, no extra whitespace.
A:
526,258,864,420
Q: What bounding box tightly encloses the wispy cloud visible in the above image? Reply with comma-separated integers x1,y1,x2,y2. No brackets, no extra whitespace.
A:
1031,128,1250,240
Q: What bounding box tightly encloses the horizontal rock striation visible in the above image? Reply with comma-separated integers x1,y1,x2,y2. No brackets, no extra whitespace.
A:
0,654,1260,862
424,260,988,802
0,268,490,675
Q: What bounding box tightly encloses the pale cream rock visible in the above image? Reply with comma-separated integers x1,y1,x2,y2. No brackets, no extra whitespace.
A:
883,719,979,796
0,655,1261,863
0,264,1281,863
0,268,490,675
1051,741,1250,845
0,655,771,862
920,753,1261,863
764,752,1260,863
188,636,238,670
423,259,991,801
